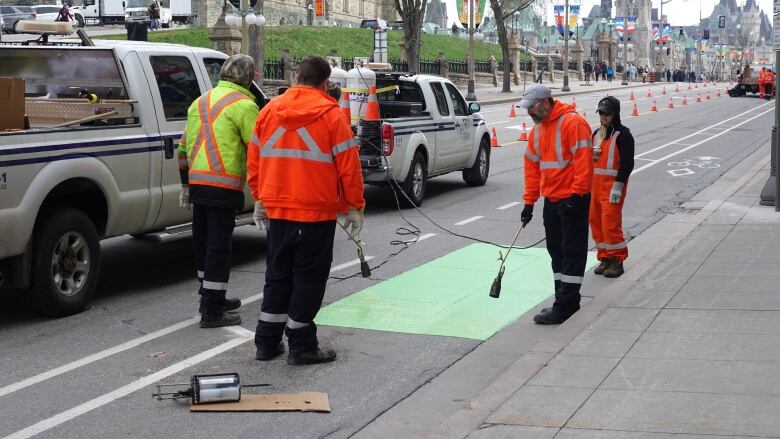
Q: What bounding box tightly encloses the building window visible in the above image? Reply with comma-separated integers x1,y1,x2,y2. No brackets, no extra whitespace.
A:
343,0,349,13
359,0,364,16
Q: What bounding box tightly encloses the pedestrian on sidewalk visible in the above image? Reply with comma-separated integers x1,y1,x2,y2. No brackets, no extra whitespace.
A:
594,63,601,82
519,84,594,325
248,55,365,365
590,96,635,278
606,65,614,82
177,55,260,328
148,0,160,30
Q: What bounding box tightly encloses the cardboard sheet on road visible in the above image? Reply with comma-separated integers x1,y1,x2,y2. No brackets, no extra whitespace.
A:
190,392,330,413
316,244,598,340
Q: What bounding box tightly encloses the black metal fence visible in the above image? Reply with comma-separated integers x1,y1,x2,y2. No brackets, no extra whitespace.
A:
569,61,577,70
474,60,492,73
553,61,563,71
420,59,440,74
449,60,468,75
538,60,548,72
343,59,354,71
264,60,284,80
519,60,531,72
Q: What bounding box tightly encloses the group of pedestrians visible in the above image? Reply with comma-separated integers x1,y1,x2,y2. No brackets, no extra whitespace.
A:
177,55,365,365
519,83,634,325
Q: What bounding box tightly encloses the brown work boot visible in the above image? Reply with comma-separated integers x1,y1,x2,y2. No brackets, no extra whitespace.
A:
603,259,624,278
593,259,611,275
256,342,285,361
287,347,337,366
200,312,242,328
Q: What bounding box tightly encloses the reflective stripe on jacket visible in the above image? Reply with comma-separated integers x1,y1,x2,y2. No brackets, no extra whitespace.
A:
593,129,621,178
247,86,365,222
523,101,594,204
177,81,259,192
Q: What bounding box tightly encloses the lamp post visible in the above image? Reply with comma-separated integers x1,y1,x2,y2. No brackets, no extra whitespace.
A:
561,0,570,91
621,0,633,85
224,0,265,55
466,0,476,101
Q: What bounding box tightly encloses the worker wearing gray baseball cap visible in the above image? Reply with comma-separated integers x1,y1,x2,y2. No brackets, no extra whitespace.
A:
519,84,594,325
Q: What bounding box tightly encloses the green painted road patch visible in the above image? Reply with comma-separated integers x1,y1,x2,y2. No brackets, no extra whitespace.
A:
316,244,598,340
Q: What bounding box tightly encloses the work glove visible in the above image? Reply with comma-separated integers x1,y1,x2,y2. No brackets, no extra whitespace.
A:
520,204,534,226
179,185,191,210
253,200,269,230
609,181,625,204
564,193,586,214
343,206,365,240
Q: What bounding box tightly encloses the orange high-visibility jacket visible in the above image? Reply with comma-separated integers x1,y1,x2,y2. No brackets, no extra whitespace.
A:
247,86,365,222
523,101,594,204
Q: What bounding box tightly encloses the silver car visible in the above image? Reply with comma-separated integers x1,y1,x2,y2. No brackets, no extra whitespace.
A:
0,5,37,33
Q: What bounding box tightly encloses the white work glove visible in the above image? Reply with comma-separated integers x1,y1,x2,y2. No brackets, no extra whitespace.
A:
253,200,269,230
179,185,191,210
343,206,364,240
609,181,625,204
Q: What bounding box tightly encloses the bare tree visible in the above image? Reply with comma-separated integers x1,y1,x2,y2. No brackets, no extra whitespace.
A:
248,0,265,77
489,0,536,91
394,0,427,73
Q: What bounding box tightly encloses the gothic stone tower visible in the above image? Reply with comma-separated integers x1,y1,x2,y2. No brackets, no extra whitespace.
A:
615,0,652,68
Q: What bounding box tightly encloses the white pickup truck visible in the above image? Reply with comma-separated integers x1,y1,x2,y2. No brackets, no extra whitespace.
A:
358,73,490,206
0,34,267,316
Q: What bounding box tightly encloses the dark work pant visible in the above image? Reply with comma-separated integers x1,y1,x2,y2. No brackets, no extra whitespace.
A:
192,203,235,315
543,195,590,315
254,219,336,355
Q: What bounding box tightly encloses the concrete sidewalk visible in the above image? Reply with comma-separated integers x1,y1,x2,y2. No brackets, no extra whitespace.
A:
432,143,780,438
466,77,691,107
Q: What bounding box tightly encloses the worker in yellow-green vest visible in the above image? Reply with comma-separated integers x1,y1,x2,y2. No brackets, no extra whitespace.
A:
177,54,260,328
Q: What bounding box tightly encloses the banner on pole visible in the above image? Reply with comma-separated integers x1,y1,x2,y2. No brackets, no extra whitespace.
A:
315,0,324,17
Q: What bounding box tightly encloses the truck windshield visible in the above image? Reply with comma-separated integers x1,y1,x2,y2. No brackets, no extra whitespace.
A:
126,0,149,8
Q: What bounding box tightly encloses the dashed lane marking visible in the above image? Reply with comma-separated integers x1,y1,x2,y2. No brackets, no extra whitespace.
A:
454,216,483,226
498,201,522,210
331,257,375,272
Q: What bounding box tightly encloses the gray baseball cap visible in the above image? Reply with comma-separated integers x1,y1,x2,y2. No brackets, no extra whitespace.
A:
518,83,552,109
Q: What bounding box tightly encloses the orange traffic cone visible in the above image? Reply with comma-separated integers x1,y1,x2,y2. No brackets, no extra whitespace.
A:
339,90,351,122
631,102,639,116
668,98,675,109
647,89,653,97
630,91,635,100
363,85,380,121
662,87,667,95
651,100,658,111
676,84,680,92
717,89,722,97
696,93,702,103
572,96,577,110
509,104,517,117
490,127,500,147
683,95,688,105
706,91,711,100
519,122,528,141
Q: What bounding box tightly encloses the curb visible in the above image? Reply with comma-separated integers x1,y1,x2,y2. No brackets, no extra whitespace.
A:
427,142,773,439
475,82,668,107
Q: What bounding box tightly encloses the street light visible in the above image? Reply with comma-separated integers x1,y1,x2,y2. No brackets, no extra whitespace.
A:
465,0,476,101
223,0,265,55
561,0,571,91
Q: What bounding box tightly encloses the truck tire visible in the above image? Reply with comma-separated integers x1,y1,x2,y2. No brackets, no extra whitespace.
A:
31,208,101,317
462,137,490,186
399,150,427,207
76,14,85,28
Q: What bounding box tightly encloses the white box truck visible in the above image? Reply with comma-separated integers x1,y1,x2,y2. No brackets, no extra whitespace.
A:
71,0,126,26
169,0,192,24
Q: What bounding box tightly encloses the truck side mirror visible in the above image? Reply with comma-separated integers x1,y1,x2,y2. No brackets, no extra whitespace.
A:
122,1,125,7
468,102,481,114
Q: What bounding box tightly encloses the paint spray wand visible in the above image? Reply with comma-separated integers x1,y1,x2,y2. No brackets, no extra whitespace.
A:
337,221,371,278
489,222,526,299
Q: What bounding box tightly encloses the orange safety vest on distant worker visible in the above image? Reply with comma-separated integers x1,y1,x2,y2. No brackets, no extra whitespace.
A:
247,86,365,222
590,128,628,262
523,101,594,204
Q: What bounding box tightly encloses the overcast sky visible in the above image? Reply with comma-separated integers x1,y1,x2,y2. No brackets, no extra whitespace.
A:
444,0,775,27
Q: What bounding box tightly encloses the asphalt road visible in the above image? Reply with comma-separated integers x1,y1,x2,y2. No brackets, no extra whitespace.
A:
0,83,774,439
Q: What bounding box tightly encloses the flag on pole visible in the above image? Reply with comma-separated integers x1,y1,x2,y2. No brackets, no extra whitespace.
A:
615,16,624,38
628,16,636,34
568,5,579,31
554,5,565,36
651,23,660,42
661,23,670,42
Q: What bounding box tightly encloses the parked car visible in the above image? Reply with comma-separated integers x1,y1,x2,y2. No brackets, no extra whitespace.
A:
359,18,387,30
0,5,36,33
32,5,67,22
388,20,403,30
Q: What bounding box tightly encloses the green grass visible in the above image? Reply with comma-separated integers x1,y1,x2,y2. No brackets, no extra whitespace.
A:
100,26,504,61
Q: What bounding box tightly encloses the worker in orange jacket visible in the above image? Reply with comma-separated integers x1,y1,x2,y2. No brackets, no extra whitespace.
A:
590,97,635,278
519,84,594,325
759,67,767,98
247,56,365,366
763,68,775,100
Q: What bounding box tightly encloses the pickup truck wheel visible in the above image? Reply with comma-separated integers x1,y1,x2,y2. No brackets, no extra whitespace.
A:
76,15,85,28
399,151,427,207
463,138,490,186
31,209,101,317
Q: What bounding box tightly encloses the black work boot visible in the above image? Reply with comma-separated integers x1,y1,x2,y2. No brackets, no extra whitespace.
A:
287,347,337,366
199,298,242,314
200,312,242,328
603,259,624,278
593,259,611,275
533,307,575,325
256,342,285,361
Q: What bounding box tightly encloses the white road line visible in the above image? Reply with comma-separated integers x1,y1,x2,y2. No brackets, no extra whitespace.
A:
454,216,483,226
633,107,774,175
2,334,253,439
635,157,654,161
0,293,263,400
635,102,773,159
330,257,375,273
409,233,436,243
498,201,522,210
